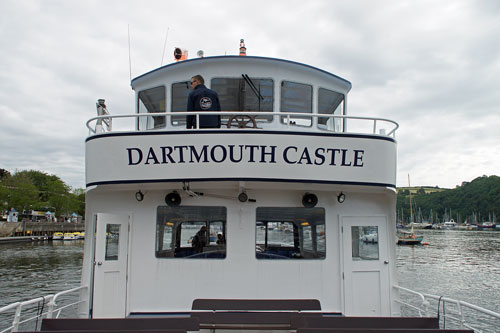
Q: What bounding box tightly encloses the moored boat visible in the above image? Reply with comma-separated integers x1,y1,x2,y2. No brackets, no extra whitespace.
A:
52,232,64,240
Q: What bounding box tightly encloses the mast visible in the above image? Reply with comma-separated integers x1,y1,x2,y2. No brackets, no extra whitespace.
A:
408,174,414,233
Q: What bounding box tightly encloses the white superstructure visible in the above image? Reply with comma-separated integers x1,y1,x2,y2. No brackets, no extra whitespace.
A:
80,55,399,320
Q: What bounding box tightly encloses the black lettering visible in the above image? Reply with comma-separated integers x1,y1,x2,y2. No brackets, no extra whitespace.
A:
160,146,175,164
145,147,160,165
260,145,277,163
314,148,326,165
189,145,209,163
298,147,312,165
283,146,298,164
126,148,143,165
326,148,341,165
245,145,259,163
229,145,244,163
341,149,352,166
174,146,188,163
353,149,364,167
211,145,227,163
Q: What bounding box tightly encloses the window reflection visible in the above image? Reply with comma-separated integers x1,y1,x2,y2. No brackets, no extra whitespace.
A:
138,86,166,129
256,207,325,259
280,81,312,126
318,88,344,131
155,206,226,259
105,224,120,261
351,226,379,260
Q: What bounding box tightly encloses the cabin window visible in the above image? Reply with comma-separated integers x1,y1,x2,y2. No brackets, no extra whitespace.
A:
351,226,379,260
170,81,191,126
155,206,226,259
318,88,344,131
211,77,274,123
255,207,325,260
138,86,166,129
105,224,120,261
280,81,312,126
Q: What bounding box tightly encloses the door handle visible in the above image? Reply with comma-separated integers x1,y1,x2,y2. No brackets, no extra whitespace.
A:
97,261,103,266
384,260,389,264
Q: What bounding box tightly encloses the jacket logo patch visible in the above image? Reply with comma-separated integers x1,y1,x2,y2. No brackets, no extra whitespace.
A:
200,97,212,110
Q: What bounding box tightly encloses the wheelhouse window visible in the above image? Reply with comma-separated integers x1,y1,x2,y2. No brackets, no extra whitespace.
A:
138,86,166,129
280,81,312,126
255,207,325,259
211,77,274,123
171,81,191,126
156,206,226,259
318,88,344,131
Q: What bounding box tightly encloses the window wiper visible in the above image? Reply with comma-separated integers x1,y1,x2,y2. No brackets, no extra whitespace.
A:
242,74,264,101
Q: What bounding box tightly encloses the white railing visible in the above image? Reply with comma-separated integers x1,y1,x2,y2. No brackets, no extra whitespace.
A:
394,285,500,332
0,285,87,333
86,111,399,138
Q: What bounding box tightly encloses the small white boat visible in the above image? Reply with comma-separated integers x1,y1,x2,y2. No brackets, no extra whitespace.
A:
52,232,64,240
63,232,78,240
442,219,456,229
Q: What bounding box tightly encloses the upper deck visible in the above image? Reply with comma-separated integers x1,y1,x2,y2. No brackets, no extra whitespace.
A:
85,56,398,189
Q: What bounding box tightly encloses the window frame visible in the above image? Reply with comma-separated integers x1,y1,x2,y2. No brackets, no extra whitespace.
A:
137,85,167,130
255,207,326,260
280,80,313,127
155,205,227,259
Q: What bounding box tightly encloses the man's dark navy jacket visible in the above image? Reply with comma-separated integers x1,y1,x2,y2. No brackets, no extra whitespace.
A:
186,84,221,129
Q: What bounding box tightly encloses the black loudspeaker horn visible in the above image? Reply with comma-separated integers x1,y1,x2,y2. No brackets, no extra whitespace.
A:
165,191,181,207
302,193,318,208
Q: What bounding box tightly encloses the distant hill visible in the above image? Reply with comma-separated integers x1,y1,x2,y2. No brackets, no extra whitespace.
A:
397,175,500,223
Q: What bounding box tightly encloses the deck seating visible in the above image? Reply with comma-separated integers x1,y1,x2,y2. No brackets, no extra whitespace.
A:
191,298,325,329
297,328,474,333
40,317,199,332
290,316,440,329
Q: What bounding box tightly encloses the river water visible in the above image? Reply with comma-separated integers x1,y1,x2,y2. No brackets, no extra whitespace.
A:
1,230,499,331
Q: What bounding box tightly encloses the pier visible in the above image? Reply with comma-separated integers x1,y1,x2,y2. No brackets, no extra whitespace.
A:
0,221,85,241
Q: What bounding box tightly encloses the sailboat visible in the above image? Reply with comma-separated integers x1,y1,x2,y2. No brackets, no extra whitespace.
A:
398,175,423,245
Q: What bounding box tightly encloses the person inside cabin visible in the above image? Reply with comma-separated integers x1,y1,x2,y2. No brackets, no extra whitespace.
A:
186,75,221,129
216,232,225,245
192,225,207,253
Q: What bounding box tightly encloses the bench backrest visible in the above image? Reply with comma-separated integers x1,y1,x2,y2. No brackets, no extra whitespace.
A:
291,316,440,329
191,298,321,311
41,318,199,331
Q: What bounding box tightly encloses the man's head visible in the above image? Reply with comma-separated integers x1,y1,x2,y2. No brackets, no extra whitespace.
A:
190,75,204,89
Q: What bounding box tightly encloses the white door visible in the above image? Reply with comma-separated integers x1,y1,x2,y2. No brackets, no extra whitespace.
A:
92,213,129,318
341,215,390,316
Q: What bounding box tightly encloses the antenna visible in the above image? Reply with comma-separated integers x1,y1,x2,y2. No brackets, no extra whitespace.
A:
160,27,170,66
128,24,132,81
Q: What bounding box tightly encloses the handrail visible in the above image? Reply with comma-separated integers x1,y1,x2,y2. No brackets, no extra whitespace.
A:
0,285,87,333
393,285,500,332
86,111,399,138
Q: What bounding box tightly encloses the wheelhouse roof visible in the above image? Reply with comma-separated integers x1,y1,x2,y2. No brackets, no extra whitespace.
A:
130,55,352,92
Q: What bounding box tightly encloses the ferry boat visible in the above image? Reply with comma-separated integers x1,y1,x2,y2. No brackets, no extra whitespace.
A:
2,45,499,332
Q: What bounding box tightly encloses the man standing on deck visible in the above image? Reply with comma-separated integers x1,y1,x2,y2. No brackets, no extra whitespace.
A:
186,75,221,129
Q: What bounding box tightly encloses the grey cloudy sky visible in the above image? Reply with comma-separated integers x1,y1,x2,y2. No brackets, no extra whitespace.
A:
1,0,499,189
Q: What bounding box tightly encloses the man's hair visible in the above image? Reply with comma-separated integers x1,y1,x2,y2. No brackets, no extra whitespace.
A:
192,75,204,84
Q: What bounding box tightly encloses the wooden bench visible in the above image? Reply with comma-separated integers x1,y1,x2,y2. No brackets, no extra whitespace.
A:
291,316,441,329
191,298,325,330
40,317,199,332
296,329,473,333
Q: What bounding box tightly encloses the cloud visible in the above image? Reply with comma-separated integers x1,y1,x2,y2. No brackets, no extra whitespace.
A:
0,0,498,189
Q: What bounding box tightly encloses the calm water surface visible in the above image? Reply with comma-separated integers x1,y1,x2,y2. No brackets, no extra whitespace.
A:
1,230,499,330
